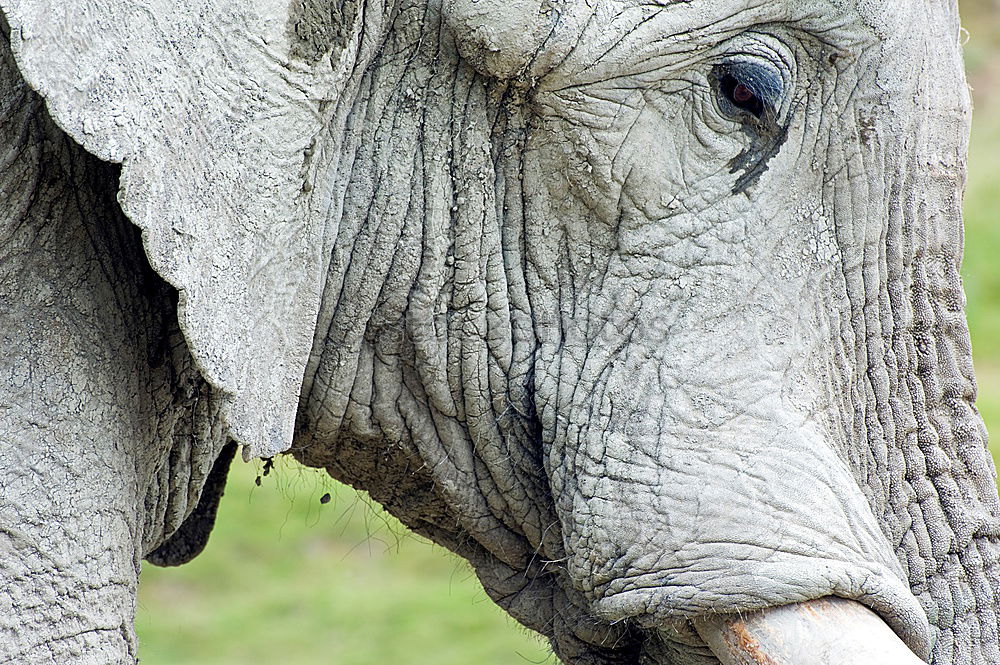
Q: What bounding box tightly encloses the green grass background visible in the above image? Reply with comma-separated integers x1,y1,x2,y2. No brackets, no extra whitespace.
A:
136,3,1000,663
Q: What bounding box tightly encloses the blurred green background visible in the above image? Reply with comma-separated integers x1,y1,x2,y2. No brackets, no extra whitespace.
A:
136,3,1000,663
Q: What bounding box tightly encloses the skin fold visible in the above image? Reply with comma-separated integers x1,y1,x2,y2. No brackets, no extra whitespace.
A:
0,0,997,664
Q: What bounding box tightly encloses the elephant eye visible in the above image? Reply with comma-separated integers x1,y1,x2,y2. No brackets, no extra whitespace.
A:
712,61,783,122
720,75,764,118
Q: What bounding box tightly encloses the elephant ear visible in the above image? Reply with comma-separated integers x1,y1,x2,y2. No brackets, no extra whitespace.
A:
0,1,351,456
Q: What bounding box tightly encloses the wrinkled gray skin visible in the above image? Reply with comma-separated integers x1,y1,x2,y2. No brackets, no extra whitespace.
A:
1,0,998,663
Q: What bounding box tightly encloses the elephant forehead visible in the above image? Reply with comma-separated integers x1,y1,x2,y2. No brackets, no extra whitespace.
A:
533,0,932,88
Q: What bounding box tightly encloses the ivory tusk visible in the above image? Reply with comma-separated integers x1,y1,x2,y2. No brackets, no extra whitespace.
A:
692,597,927,665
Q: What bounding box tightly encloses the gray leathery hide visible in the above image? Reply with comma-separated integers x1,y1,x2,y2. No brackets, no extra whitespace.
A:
292,1,1000,664
147,441,239,567
1,0,999,663
0,20,231,661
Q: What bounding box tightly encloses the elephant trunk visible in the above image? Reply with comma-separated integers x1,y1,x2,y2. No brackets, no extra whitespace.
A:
693,597,926,665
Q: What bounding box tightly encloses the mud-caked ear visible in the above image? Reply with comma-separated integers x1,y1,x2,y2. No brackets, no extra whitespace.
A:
0,1,373,457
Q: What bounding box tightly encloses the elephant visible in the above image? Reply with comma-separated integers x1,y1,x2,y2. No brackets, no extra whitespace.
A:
1,0,998,662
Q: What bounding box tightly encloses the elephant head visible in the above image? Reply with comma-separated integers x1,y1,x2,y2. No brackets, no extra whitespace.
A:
0,0,997,664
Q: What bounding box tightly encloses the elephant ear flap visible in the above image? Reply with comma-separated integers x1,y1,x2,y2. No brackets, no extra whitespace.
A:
0,1,342,456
